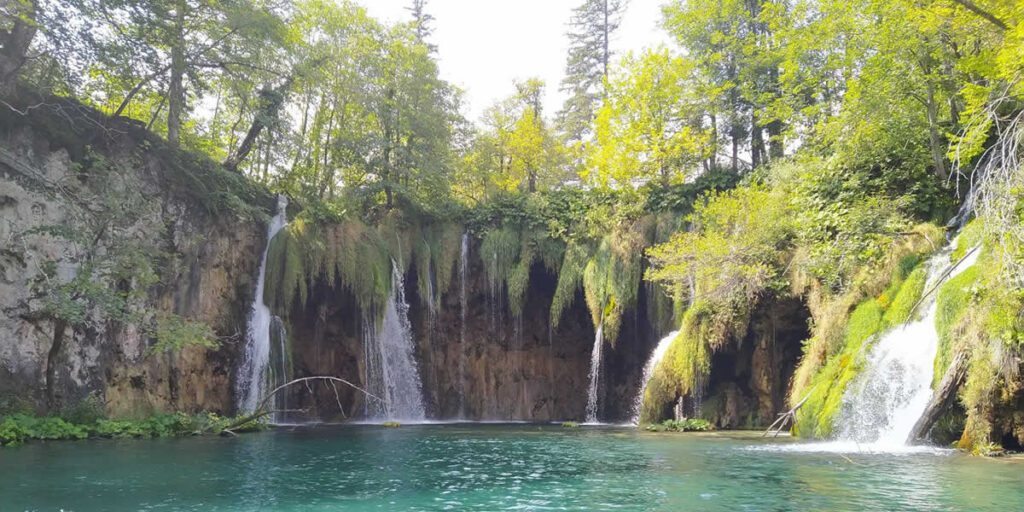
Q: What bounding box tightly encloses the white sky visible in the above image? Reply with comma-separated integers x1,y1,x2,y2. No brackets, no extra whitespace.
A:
359,0,674,123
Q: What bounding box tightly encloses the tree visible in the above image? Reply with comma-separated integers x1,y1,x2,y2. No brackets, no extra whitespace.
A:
68,0,289,148
584,49,709,187
0,0,37,93
558,0,627,142
663,0,790,169
459,79,565,195
406,0,436,53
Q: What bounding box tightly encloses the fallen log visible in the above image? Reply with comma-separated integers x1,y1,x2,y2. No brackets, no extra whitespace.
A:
907,351,969,444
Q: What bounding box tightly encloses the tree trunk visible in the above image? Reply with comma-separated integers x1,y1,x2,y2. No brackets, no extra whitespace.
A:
751,114,765,169
166,0,187,147
907,351,969,443
602,0,610,87
925,81,949,180
0,0,37,94
767,119,784,161
45,319,67,412
223,77,294,173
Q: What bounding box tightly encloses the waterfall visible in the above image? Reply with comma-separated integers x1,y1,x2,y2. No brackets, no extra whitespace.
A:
630,330,680,424
585,322,604,423
458,232,469,418
236,195,289,416
834,242,981,448
363,260,427,421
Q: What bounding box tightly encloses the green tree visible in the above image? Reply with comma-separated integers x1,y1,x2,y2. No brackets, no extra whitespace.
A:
585,48,709,187
558,0,626,142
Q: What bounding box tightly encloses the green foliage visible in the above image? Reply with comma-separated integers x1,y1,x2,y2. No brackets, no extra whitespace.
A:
560,421,580,428
934,265,981,386
643,418,712,432
148,314,218,355
550,242,591,328
480,227,522,293
60,392,106,425
582,230,644,343
639,301,750,424
0,411,265,447
0,415,88,446
648,184,795,304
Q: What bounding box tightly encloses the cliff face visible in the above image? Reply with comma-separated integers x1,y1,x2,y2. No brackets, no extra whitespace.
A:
0,97,267,416
274,246,664,422
0,97,801,426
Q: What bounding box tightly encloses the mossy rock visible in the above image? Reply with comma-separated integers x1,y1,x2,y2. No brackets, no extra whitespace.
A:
381,421,402,428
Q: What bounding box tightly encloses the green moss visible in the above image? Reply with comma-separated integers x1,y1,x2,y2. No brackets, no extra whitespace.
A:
881,266,928,327
580,230,644,343
550,242,590,329
795,298,885,437
480,227,521,292
952,220,983,262
561,421,580,428
507,241,535,317
934,265,981,384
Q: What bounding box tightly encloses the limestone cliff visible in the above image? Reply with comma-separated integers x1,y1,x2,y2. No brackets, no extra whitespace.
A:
0,95,269,416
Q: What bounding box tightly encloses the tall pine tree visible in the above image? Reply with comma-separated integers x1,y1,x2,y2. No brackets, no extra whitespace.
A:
557,0,626,142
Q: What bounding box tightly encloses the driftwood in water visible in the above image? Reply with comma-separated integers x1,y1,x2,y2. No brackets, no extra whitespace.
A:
222,376,383,432
907,352,969,443
763,392,811,437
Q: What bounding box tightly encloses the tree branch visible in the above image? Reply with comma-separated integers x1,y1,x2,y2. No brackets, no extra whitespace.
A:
950,0,1009,31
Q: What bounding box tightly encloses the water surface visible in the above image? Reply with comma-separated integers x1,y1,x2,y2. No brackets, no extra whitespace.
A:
2,424,1022,511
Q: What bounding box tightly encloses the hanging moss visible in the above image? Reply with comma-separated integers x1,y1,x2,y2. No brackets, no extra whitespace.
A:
433,223,464,295
580,228,645,344
534,235,566,275
479,227,521,292
325,220,393,310
507,240,536,317
550,241,590,329
263,220,312,314
638,300,749,424
583,239,612,329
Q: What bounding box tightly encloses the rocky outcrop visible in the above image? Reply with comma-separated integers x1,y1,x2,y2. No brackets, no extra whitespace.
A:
0,96,268,416
700,297,809,428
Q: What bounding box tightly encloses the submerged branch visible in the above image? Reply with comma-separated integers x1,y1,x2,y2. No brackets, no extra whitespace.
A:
226,376,383,430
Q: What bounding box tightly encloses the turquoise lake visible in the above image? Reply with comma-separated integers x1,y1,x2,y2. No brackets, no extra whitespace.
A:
2,424,1022,511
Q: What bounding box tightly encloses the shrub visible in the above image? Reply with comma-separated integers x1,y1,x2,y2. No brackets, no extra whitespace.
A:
643,418,712,432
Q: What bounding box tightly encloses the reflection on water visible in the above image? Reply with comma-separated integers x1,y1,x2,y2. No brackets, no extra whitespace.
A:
1,426,1022,511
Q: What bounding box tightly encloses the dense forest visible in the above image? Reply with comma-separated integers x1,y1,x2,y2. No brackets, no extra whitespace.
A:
1,0,1022,455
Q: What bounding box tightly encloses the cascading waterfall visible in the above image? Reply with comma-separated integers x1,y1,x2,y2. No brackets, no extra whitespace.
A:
363,260,427,421
458,232,469,418
236,195,289,416
834,241,981,449
630,330,680,424
585,322,604,423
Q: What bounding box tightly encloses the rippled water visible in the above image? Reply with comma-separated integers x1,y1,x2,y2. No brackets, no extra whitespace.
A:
2,425,1023,511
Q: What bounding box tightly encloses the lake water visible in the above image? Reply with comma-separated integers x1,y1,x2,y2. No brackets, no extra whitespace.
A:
2,424,1022,511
